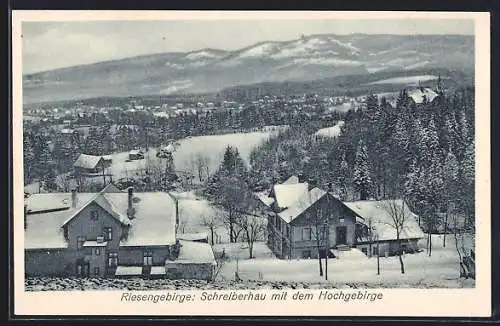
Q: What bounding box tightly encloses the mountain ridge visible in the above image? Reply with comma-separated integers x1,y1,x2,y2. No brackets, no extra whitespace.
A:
23,33,474,105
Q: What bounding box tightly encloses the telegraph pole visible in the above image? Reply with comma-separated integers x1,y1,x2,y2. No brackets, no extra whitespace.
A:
376,233,380,275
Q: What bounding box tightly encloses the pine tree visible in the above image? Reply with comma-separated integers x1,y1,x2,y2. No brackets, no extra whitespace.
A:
353,139,372,200
84,127,104,155
205,146,254,243
337,153,350,201
442,148,459,247
458,141,475,226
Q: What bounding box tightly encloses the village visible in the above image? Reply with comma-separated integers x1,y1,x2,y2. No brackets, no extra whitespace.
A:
23,78,476,289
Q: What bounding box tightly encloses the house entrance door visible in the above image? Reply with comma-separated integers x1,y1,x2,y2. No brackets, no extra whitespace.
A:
77,262,90,277
336,226,347,245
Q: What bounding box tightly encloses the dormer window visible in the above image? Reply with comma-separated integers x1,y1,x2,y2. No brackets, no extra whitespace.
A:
90,210,99,221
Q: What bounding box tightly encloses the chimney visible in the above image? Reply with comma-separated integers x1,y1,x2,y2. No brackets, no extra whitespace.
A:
127,187,135,218
71,189,77,208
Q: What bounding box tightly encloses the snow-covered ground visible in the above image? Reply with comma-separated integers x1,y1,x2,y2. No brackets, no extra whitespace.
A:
24,128,286,191
25,235,474,291
314,121,345,138
104,132,277,179
176,195,229,244
212,235,473,288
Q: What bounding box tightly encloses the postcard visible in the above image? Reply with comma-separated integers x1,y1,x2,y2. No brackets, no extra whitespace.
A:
12,10,491,317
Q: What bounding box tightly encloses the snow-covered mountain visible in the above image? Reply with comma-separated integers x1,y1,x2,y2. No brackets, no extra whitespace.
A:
23,34,474,104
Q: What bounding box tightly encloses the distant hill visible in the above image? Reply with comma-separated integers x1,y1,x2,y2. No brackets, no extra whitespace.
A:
23,34,474,105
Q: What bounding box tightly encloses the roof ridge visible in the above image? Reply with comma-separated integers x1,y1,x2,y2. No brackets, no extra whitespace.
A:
98,193,130,225
60,191,103,228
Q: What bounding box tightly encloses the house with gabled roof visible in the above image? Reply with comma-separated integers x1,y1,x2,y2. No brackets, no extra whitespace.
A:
73,153,105,175
24,184,216,279
258,176,425,259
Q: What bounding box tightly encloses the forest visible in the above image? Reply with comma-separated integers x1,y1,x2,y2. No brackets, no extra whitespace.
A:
247,87,475,241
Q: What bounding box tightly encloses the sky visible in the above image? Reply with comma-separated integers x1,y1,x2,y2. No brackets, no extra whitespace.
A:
22,19,474,74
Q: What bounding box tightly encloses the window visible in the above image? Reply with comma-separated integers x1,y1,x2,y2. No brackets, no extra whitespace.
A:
103,227,112,241
76,236,86,250
302,250,311,259
94,248,101,256
94,267,100,275
372,246,379,256
339,217,345,223
302,228,312,241
90,210,99,221
108,252,118,267
143,251,153,266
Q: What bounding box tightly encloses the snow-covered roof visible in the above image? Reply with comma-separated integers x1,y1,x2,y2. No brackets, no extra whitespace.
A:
177,232,209,242
343,199,425,241
82,240,108,247
160,144,175,154
279,187,327,223
282,175,299,185
408,88,438,104
24,187,177,249
129,149,143,155
73,153,104,170
166,240,216,265
273,182,309,209
100,183,122,193
109,192,177,247
24,193,95,249
151,266,166,275
256,191,275,208
60,128,75,134
115,266,143,276
102,155,113,161
61,192,131,228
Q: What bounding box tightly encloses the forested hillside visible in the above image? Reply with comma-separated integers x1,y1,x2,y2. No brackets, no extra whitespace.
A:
248,87,475,235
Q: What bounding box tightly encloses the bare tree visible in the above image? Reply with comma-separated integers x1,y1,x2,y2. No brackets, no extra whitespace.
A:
196,153,211,182
451,210,475,279
56,173,72,192
202,214,220,246
299,190,329,277
177,205,189,234
381,199,410,274
237,215,267,258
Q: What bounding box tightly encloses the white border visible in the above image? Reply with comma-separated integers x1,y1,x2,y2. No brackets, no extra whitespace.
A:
12,11,491,317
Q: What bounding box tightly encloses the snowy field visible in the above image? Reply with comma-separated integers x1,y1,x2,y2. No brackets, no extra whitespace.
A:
213,235,474,288
97,129,285,180
24,128,286,192
366,75,439,86
314,121,345,138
